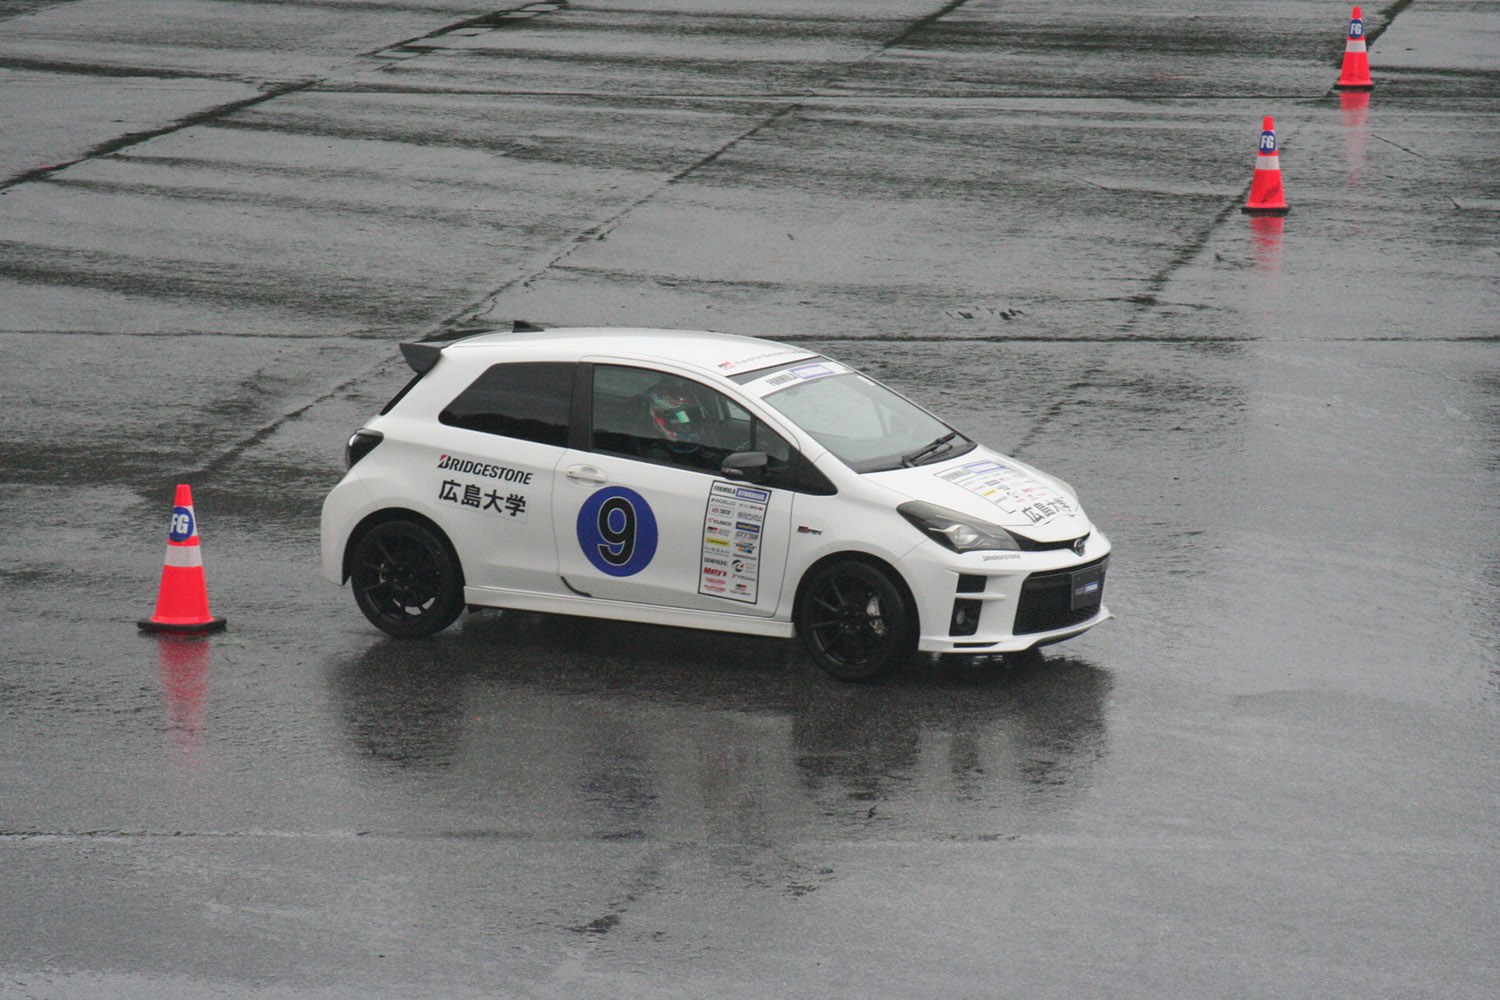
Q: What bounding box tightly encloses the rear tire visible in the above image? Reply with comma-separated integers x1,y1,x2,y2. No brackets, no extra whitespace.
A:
795,559,917,681
349,519,464,638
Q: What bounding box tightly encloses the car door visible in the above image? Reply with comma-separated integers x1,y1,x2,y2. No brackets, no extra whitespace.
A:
553,363,793,616
427,360,571,596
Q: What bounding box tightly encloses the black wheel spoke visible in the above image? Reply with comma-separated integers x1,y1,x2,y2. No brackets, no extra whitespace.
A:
796,560,914,681
356,578,391,602
349,520,464,638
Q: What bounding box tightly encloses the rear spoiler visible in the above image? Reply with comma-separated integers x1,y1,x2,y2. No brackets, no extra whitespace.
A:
399,341,442,374
399,320,545,373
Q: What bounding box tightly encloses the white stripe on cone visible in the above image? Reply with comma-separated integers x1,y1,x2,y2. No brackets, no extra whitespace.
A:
163,543,205,568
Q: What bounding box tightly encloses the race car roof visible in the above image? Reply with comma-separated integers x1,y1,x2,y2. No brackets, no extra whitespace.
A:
409,326,819,381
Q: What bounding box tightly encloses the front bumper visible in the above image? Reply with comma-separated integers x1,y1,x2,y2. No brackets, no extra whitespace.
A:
902,530,1113,655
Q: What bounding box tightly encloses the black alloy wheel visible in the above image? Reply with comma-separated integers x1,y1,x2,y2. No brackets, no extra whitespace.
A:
795,559,917,681
349,519,464,638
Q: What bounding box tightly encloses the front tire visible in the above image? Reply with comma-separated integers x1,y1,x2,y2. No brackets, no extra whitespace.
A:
795,559,917,681
349,519,464,638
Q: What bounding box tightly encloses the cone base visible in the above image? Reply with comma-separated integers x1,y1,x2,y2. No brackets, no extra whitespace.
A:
1334,81,1374,90
139,616,227,634
1241,206,1290,216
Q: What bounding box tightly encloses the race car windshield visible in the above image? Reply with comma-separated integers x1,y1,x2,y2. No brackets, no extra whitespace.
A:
760,371,972,472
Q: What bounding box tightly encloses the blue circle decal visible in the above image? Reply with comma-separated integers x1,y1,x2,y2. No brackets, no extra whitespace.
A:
577,487,658,577
168,506,195,542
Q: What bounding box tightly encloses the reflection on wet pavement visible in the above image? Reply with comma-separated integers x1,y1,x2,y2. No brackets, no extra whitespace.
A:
331,612,1111,842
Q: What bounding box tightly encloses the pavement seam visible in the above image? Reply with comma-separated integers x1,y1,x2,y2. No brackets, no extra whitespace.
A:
3,829,1492,855
439,0,983,335
440,100,807,336
363,0,569,59
1009,0,1424,460
5,0,1439,480
1008,198,1239,459
0,1,564,192
0,81,314,192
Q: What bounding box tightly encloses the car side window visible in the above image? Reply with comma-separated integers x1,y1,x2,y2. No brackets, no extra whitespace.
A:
439,362,572,447
592,366,792,478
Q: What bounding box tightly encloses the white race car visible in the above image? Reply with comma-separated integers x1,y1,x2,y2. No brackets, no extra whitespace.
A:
320,325,1110,680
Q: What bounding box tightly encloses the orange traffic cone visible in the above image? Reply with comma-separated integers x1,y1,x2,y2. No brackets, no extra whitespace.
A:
1242,116,1289,216
138,484,226,633
1335,6,1374,90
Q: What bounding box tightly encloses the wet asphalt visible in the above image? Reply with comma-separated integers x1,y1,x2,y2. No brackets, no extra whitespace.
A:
1,1,1498,997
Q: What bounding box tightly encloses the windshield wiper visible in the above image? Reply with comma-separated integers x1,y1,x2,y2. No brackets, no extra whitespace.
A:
901,431,961,467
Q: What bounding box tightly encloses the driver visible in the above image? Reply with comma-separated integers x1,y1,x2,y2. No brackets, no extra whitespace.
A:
647,384,705,454
639,380,730,469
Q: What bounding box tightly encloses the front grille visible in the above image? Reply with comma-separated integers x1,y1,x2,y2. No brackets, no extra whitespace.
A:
1013,531,1089,553
1013,556,1108,636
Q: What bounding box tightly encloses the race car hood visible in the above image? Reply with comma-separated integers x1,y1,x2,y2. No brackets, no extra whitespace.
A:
867,446,1092,543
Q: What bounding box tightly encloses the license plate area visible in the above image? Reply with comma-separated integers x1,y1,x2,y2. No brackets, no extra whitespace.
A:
1070,564,1105,611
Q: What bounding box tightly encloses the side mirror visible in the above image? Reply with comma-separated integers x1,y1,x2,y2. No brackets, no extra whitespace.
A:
720,451,768,481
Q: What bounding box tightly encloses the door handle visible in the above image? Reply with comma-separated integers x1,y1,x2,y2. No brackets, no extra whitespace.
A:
566,465,608,484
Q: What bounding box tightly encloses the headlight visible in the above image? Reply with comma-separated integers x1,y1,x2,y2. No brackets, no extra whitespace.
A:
898,501,1021,552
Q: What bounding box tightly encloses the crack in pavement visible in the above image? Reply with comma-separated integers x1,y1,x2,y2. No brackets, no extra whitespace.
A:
366,0,568,57
0,1,568,191
1009,0,1422,460
153,2,993,479
8,0,1421,476
444,0,985,335
0,81,315,192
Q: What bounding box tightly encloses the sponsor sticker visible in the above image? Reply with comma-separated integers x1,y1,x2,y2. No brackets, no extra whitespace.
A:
168,506,195,542
436,453,534,484
438,478,528,520
699,480,769,602
434,453,534,523
743,360,852,397
938,460,1076,526
714,349,813,375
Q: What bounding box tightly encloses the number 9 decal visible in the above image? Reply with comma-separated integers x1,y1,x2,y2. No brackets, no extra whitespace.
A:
577,487,658,576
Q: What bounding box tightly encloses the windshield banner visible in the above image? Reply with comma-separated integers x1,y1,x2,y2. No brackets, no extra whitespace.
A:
743,360,851,397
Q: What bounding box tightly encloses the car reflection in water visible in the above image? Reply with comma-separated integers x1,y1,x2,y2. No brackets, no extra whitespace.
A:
329,611,1112,842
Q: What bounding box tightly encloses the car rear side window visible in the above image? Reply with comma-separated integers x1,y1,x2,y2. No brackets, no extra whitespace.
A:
439,362,573,447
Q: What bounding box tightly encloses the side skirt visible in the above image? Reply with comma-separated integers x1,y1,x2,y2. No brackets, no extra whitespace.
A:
463,585,797,639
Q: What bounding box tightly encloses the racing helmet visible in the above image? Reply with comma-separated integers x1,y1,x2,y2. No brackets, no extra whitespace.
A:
648,385,703,450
